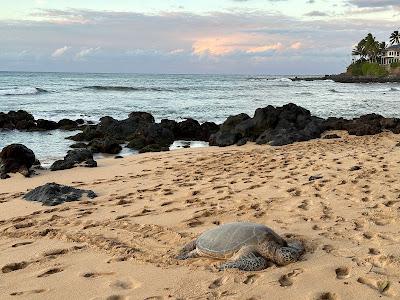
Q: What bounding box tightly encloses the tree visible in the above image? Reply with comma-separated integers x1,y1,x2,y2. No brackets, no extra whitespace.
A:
390,30,400,45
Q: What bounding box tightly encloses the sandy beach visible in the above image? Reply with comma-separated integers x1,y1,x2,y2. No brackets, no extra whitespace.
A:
1,131,400,299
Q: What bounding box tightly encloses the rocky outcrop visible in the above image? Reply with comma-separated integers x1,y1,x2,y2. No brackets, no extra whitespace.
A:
88,138,122,154
50,149,97,171
291,74,400,83
325,114,400,136
210,104,325,147
0,110,83,131
23,182,97,206
0,144,36,179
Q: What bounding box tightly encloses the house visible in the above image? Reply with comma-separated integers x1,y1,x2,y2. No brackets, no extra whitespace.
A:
381,44,400,65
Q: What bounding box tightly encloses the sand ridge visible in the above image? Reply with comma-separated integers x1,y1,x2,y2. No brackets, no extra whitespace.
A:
1,131,400,299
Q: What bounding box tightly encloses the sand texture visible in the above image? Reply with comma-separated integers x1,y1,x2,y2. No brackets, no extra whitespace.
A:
1,131,400,299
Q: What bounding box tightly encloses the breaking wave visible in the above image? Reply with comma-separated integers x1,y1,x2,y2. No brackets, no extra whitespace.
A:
0,87,49,96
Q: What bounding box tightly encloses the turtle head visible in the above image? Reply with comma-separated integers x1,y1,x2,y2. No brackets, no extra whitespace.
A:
275,241,304,266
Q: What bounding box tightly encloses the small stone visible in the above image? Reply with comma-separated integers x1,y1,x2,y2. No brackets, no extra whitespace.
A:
349,166,362,171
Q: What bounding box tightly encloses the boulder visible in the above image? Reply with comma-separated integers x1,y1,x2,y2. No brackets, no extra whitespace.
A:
175,119,202,140
210,104,325,147
96,112,155,141
139,144,169,153
23,182,97,206
0,144,36,178
58,119,78,130
200,122,220,141
70,142,88,149
89,138,122,154
50,149,96,171
36,119,59,131
127,123,174,152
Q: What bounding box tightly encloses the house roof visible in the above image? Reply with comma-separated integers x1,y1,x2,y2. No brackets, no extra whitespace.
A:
385,44,400,51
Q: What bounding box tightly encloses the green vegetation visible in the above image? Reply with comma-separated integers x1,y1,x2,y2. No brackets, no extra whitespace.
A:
352,33,386,63
390,62,400,69
349,29,400,77
347,62,388,77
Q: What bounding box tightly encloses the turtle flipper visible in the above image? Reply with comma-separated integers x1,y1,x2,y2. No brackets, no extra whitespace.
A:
176,239,199,260
219,252,268,271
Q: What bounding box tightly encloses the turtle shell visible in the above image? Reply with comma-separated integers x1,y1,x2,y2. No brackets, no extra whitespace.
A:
197,222,285,258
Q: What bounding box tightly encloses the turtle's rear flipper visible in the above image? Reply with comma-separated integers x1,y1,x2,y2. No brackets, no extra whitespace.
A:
176,239,198,260
219,253,268,271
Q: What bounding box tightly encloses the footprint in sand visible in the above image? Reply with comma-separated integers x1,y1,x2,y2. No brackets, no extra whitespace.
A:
81,271,116,278
10,289,47,296
11,241,34,248
335,267,350,279
209,277,228,289
37,267,64,278
357,277,393,296
279,269,304,287
2,261,30,273
109,279,141,290
243,274,260,285
314,292,338,300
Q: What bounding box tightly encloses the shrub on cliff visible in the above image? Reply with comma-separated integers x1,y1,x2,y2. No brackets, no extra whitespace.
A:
347,62,388,77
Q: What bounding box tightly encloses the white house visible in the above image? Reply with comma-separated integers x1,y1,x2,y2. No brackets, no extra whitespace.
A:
381,44,400,65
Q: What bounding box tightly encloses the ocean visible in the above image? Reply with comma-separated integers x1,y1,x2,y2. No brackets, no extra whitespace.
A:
1,71,400,165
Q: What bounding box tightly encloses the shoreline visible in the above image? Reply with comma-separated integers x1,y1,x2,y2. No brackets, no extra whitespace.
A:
291,74,400,83
1,131,400,299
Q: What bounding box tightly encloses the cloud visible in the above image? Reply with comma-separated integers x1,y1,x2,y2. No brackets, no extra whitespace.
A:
0,8,399,74
304,10,329,17
347,0,400,8
76,47,100,59
51,46,70,58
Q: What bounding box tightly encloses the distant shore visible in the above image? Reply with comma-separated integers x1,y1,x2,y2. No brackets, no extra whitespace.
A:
290,74,400,83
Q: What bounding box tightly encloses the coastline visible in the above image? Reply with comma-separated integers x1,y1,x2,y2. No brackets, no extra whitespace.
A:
291,74,400,83
1,131,400,299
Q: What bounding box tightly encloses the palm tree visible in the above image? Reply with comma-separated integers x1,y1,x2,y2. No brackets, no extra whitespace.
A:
390,30,400,45
352,39,367,60
363,33,380,63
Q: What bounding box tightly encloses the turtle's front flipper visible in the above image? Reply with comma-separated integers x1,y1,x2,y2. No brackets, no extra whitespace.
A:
176,239,199,260
219,252,268,271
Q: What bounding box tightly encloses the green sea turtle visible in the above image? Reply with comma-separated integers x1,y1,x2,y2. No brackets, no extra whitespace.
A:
177,222,304,271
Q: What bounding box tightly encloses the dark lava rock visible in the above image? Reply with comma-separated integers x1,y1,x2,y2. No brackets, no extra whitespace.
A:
114,155,123,159
89,138,122,154
70,142,88,149
323,134,341,139
210,104,325,147
68,125,103,142
0,144,36,178
200,122,220,141
50,149,96,171
138,144,170,153
23,182,97,206
175,119,202,140
36,119,59,131
58,119,79,130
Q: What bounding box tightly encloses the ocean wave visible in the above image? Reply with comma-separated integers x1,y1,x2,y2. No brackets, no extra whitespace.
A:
390,87,400,92
0,87,49,96
270,78,292,82
81,85,180,92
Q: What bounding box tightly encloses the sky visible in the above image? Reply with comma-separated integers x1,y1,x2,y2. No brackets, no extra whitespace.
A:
0,0,399,74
